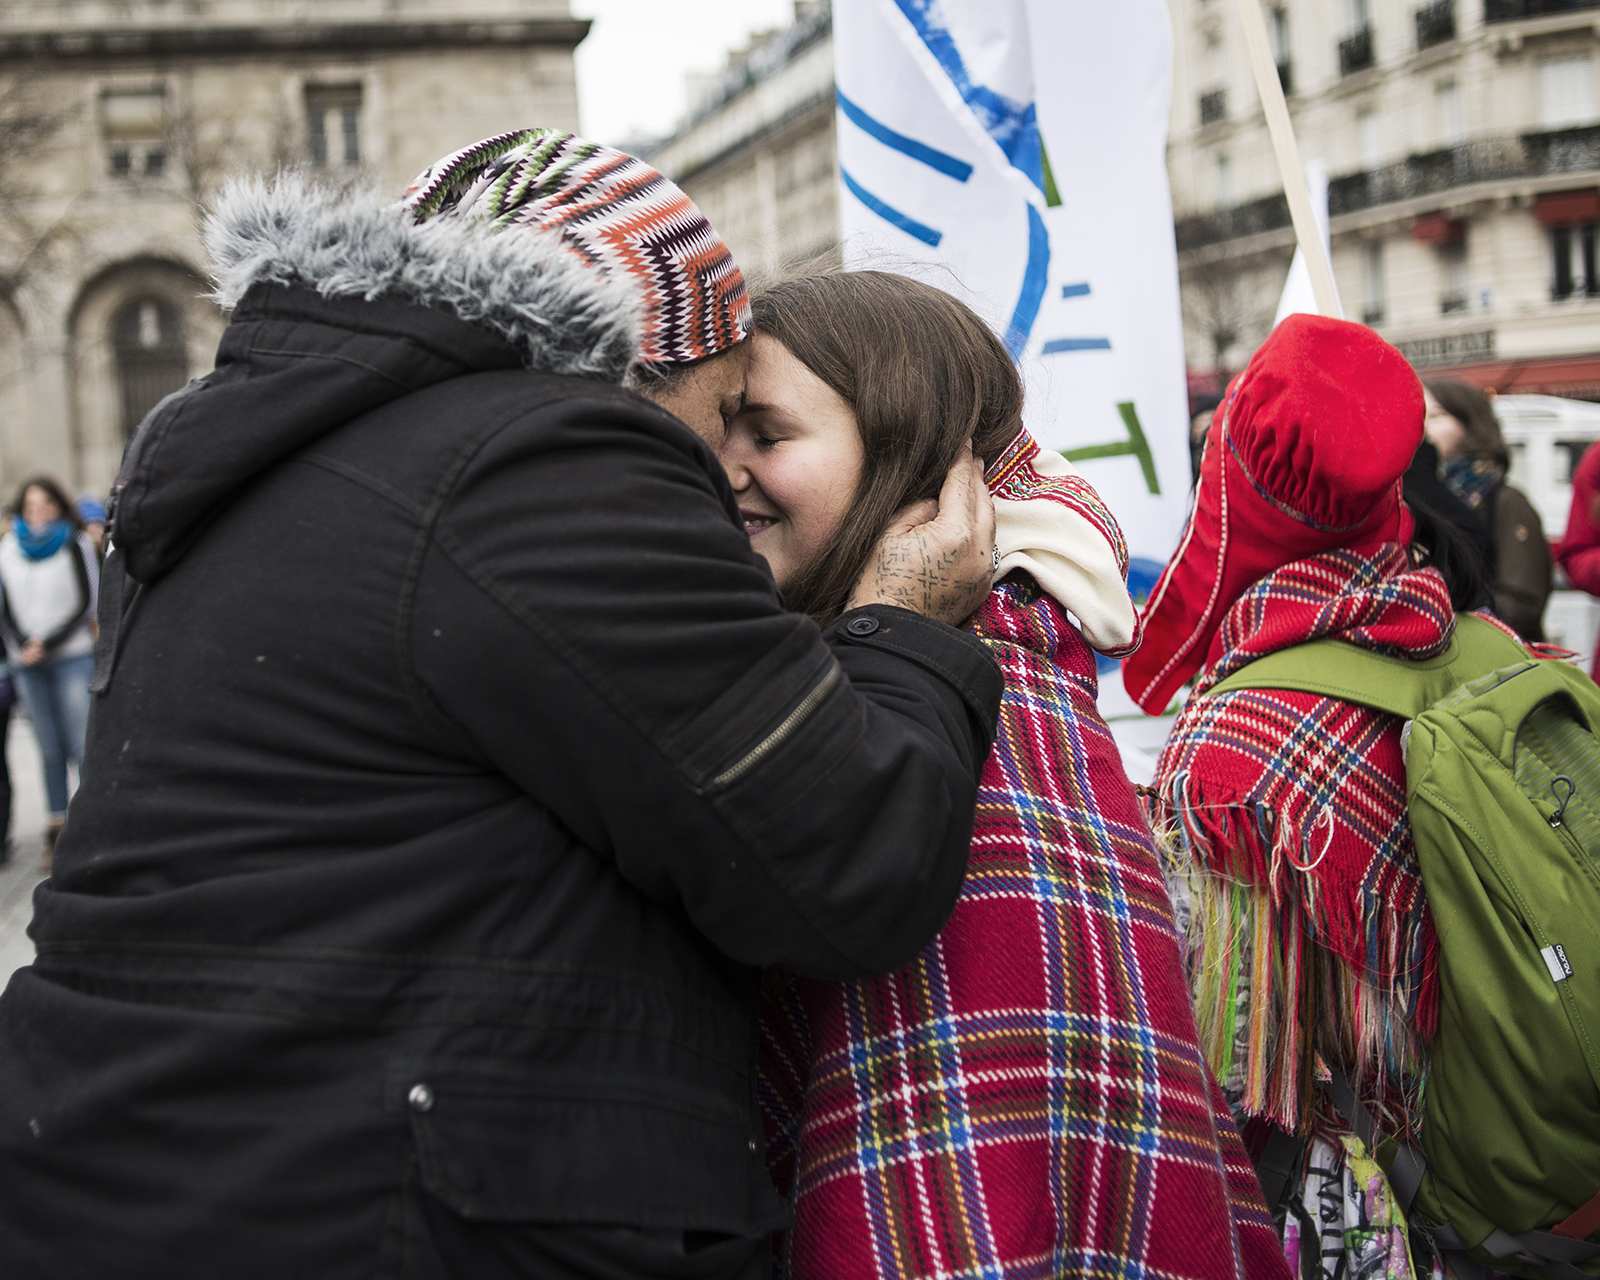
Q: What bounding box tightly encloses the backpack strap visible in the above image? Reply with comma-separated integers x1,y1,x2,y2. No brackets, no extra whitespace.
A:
1326,1070,1600,1277
1553,1187,1600,1242
1205,615,1531,718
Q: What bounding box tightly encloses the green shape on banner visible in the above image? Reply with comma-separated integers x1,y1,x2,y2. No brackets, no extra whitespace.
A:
1064,402,1161,496
1040,143,1062,209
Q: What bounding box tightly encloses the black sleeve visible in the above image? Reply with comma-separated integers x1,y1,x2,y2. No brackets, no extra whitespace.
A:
407,392,1002,980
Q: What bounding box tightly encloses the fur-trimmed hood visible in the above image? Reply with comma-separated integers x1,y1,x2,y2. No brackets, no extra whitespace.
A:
111,174,653,584
204,172,642,381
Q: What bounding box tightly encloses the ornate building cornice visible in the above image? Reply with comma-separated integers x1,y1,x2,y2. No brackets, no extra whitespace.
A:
0,18,590,63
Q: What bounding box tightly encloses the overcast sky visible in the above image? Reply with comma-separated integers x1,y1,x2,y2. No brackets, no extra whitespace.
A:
572,0,797,146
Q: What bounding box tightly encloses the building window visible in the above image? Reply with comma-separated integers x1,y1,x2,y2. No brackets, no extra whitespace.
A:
101,86,168,180
1340,26,1375,77
113,299,187,441
1363,241,1387,326
1199,36,1228,124
1538,57,1598,131
1437,81,1464,145
1440,240,1470,313
307,85,362,169
1341,0,1374,77
1271,9,1292,93
1415,0,1456,51
1552,223,1599,300
1213,153,1233,207
1271,8,1290,60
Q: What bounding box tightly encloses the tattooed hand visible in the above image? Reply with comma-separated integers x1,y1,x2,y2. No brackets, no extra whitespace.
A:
847,441,996,626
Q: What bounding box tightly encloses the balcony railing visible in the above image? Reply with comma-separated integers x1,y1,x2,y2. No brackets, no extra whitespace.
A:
1277,58,1293,96
1175,124,1600,252
1485,0,1600,20
1416,0,1456,48
1340,24,1375,76
1199,89,1227,125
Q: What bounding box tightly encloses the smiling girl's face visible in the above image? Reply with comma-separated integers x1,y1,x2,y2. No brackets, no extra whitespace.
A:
717,331,867,590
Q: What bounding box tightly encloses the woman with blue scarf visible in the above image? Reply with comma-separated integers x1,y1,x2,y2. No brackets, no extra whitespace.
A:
0,476,99,863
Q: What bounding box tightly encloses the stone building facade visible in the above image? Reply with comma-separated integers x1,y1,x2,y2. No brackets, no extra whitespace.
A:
647,1,838,283
1170,0,1600,398
0,0,585,498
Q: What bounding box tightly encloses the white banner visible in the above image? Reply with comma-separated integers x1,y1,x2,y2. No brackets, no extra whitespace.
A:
833,0,1190,584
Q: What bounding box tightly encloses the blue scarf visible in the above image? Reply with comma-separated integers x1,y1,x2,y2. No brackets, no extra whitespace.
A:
11,516,70,562
1440,453,1504,511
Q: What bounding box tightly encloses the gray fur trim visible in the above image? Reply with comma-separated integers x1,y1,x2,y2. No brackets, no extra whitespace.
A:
202,171,641,381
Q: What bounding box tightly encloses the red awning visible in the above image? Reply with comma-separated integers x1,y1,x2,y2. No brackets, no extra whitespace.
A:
1425,352,1600,401
1412,213,1465,245
1536,189,1600,228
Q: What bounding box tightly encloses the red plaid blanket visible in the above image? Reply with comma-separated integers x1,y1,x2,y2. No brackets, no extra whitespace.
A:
757,575,1288,1280
1149,546,1474,1133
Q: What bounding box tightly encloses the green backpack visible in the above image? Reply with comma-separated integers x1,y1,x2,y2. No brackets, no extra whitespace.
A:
1209,616,1600,1279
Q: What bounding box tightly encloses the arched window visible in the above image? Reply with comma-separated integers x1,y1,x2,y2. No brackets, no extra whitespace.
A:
112,298,187,441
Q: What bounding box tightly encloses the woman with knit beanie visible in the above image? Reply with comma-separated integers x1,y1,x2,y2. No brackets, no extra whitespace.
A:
0,132,1002,1280
1125,316,1530,1279
736,271,1288,1280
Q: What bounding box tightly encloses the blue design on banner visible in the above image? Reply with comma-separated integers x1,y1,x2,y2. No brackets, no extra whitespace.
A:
841,168,943,247
891,0,1044,192
836,89,974,182
1043,337,1113,354
1005,205,1051,359
1061,282,1092,298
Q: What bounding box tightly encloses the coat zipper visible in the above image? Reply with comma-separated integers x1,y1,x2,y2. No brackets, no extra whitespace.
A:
710,660,842,790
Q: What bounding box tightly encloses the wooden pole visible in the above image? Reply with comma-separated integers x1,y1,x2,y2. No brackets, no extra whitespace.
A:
1232,0,1343,319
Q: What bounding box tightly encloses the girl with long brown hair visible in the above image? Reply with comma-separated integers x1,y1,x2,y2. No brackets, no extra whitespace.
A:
738,271,1288,1280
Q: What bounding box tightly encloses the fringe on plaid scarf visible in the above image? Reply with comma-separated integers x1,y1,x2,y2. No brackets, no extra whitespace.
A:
1158,854,1431,1138
1148,546,1458,1136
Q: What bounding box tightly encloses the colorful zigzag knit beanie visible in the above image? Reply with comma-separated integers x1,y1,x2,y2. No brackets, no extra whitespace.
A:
404,129,751,366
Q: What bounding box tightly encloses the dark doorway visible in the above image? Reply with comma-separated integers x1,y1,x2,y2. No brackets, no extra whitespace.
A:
113,298,187,441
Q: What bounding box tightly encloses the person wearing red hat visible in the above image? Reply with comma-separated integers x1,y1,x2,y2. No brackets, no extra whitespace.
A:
1125,315,1519,1274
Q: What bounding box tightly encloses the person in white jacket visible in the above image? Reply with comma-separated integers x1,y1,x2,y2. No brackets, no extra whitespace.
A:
0,476,99,860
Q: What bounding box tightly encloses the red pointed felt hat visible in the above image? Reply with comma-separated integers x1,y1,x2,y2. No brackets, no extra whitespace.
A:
1123,314,1423,714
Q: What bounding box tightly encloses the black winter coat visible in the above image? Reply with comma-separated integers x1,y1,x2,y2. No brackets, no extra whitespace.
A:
0,270,1000,1274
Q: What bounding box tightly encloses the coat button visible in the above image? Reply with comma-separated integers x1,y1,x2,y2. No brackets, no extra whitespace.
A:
408,1083,435,1113
748,1139,758,1155
846,616,879,636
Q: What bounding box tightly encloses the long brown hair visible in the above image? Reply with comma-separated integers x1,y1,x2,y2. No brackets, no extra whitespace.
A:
1425,378,1509,468
752,271,1023,625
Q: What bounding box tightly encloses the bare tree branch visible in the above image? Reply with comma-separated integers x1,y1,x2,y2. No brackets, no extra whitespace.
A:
1180,253,1284,381
0,72,81,300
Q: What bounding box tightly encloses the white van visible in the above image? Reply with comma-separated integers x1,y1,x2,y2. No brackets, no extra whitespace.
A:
1494,394,1600,666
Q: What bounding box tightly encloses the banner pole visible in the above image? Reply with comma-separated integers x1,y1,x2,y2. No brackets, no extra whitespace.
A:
1232,0,1343,319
